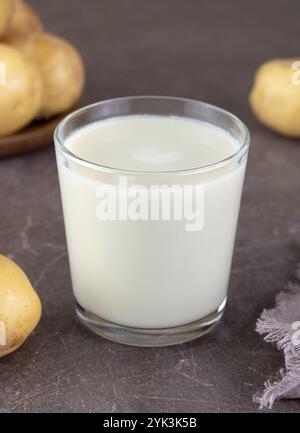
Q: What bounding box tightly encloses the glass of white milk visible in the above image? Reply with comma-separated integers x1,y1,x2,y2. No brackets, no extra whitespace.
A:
54,96,250,347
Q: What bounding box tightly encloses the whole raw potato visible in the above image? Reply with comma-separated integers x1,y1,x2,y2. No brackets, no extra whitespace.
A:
0,255,41,358
7,32,85,118
6,0,43,36
250,59,300,138
0,43,43,136
0,0,13,36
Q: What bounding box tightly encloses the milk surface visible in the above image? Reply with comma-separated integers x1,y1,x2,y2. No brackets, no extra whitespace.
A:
57,115,247,328
67,115,237,171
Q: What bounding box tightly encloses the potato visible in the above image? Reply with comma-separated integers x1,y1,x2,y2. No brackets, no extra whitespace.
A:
0,43,43,135
0,255,41,358
250,58,300,138
0,0,13,36
7,32,85,118
6,0,43,36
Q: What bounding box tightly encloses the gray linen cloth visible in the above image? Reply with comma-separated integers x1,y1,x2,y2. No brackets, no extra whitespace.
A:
254,267,300,409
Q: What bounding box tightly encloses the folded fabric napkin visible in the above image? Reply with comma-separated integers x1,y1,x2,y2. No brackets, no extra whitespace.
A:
254,267,300,409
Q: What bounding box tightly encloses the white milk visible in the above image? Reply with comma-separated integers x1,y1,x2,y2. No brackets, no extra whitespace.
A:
57,115,247,329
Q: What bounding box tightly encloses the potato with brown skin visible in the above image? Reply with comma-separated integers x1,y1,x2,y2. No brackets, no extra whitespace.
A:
0,255,41,358
0,0,14,37
7,32,85,119
5,0,43,36
0,43,43,136
250,58,300,138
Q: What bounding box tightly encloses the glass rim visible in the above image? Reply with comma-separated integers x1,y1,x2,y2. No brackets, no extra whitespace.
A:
54,95,250,176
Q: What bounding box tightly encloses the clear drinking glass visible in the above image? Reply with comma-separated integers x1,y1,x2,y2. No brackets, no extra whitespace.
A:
54,96,250,347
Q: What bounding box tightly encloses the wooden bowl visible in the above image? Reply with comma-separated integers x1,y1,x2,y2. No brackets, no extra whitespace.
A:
0,111,73,158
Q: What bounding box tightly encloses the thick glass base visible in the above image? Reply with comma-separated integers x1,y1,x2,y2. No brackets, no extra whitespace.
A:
76,299,226,347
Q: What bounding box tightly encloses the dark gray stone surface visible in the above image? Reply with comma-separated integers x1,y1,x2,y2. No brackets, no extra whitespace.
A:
1,0,300,413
